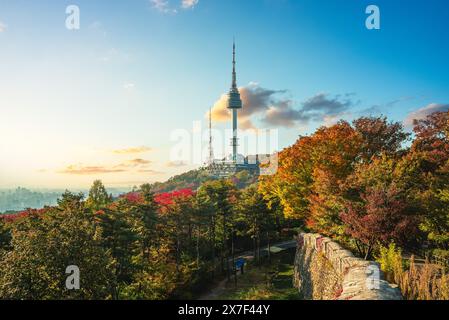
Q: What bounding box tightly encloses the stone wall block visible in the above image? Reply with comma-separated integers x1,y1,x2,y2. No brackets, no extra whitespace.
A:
293,233,403,300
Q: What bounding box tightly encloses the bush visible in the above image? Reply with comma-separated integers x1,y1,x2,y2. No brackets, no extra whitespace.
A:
376,243,404,283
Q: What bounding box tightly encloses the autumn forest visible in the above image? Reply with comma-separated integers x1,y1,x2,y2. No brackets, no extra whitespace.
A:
0,111,448,300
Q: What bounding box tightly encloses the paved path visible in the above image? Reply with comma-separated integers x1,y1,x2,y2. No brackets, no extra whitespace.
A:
197,239,297,300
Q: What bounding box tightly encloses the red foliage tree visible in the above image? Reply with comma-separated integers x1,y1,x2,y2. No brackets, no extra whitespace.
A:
121,192,145,204
411,111,449,168
154,188,195,207
340,184,418,259
353,116,410,162
0,208,46,223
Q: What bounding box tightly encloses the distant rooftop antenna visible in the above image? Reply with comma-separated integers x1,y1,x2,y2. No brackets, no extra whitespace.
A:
208,107,214,165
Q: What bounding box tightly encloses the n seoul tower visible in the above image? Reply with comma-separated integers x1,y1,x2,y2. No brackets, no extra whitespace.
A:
227,41,243,162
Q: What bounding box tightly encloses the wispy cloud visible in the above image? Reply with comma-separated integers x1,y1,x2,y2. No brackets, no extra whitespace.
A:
105,180,156,186
59,165,126,175
385,96,415,108
262,92,357,127
181,0,199,9
59,158,154,175
263,100,304,128
359,96,416,117
137,169,164,174
404,103,449,128
301,93,354,114
150,0,199,14
114,159,152,169
150,0,177,13
112,146,152,154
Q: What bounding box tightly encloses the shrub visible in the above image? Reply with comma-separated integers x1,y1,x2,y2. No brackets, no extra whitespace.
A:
376,243,404,283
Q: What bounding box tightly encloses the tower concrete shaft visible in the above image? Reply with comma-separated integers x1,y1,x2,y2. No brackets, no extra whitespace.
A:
232,109,238,162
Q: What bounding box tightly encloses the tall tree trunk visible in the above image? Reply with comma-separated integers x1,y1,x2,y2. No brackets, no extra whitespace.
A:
253,217,257,262
267,231,271,264
223,212,230,280
355,240,363,258
253,236,257,264
365,243,374,260
175,216,181,278
220,248,224,274
196,226,200,268
231,228,236,287
176,234,180,277
210,215,216,280
188,222,192,247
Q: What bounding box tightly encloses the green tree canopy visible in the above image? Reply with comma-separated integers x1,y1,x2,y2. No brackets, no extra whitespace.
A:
86,180,112,211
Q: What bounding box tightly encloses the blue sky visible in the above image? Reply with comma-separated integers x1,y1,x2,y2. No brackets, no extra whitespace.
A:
0,0,448,188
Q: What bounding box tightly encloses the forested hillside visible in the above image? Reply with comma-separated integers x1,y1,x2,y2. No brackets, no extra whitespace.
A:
149,168,258,193
0,112,448,300
0,179,285,299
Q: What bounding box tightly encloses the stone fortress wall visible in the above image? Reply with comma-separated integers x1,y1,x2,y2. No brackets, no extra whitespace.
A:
293,233,402,300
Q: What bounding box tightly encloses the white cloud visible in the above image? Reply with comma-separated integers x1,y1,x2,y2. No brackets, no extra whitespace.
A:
0,21,7,32
150,0,199,14
209,85,358,129
112,146,152,154
182,0,199,9
209,83,288,129
404,103,449,128
150,0,177,14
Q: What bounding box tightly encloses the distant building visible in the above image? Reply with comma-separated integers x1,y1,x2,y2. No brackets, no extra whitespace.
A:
206,41,261,178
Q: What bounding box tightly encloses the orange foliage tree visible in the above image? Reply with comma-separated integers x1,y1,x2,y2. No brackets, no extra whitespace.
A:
259,116,412,240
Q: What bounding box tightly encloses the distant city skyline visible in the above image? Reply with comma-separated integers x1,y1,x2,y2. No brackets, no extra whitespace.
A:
1,0,448,188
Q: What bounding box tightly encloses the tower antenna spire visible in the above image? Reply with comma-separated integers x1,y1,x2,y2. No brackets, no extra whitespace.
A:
232,38,237,89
